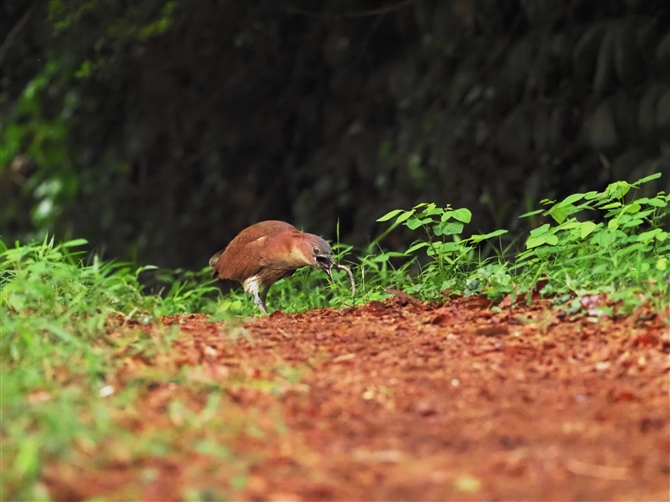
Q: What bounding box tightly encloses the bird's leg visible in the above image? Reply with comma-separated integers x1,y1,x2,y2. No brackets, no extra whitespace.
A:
254,285,270,316
253,290,269,316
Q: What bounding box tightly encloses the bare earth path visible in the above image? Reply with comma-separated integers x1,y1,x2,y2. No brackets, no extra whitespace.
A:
45,297,669,501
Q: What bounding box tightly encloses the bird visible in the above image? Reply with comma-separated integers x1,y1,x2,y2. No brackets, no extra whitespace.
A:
209,220,354,315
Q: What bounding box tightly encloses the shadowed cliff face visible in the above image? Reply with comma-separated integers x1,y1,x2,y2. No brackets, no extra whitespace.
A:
2,0,669,267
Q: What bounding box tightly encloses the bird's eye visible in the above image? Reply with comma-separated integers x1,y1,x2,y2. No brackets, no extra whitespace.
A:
312,246,320,255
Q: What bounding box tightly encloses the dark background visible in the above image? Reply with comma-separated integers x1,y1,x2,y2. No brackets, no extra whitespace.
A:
2,0,669,268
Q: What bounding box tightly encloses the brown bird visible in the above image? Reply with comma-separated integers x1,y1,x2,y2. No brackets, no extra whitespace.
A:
209,220,354,315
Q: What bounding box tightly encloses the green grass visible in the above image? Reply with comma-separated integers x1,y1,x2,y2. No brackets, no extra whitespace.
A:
0,237,242,499
1,173,668,499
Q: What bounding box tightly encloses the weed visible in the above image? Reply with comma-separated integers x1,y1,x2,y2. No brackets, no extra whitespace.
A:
515,173,669,311
375,173,668,313
376,203,507,299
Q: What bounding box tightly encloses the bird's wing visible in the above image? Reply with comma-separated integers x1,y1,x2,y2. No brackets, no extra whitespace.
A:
212,221,301,282
231,221,298,246
214,236,265,282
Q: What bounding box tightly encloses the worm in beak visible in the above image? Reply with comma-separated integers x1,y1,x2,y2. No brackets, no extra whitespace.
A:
316,256,356,296
333,263,356,296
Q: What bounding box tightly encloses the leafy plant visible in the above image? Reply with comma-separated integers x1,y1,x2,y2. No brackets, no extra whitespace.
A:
377,203,508,299
514,173,669,310
376,173,668,313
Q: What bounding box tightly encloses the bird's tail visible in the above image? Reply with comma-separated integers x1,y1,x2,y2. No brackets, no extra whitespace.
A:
209,250,223,276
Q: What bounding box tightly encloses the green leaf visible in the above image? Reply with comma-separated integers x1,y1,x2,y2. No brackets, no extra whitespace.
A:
519,209,544,218
547,206,568,224
406,242,430,253
562,193,585,205
637,228,662,243
634,172,662,185
624,203,641,214
485,229,508,239
436,221,464,236
580,221,597,239
470,229,508,243
421,203,437,214
621,217,643,229
396,211,414,224
451,208,472,223
530,224,551,237
377,209,403,222
405,217,424,230
593,229,617,247
604,181,631,200
645,198,667,208
60,238,88,248
526,236,546,249
136,265,159,274
559,220,581,231
437,242,461,253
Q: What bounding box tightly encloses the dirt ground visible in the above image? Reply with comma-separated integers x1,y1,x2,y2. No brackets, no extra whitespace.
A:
45,295,669,501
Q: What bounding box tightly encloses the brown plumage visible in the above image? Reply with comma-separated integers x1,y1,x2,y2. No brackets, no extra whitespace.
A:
210,220,347,315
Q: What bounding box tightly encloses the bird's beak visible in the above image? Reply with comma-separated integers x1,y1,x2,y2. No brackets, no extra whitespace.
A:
316,255,335,282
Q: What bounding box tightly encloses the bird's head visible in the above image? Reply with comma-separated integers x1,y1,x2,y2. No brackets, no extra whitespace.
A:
294,233,335,281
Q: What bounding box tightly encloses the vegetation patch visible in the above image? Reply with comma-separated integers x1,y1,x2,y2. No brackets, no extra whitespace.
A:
1,175,668,499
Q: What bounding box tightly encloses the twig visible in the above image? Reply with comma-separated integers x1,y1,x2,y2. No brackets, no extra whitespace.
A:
332,353,356,363
277,327,293,339
565,458,629,480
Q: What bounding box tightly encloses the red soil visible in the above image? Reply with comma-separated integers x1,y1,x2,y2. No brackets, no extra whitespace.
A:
44,296,670,501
